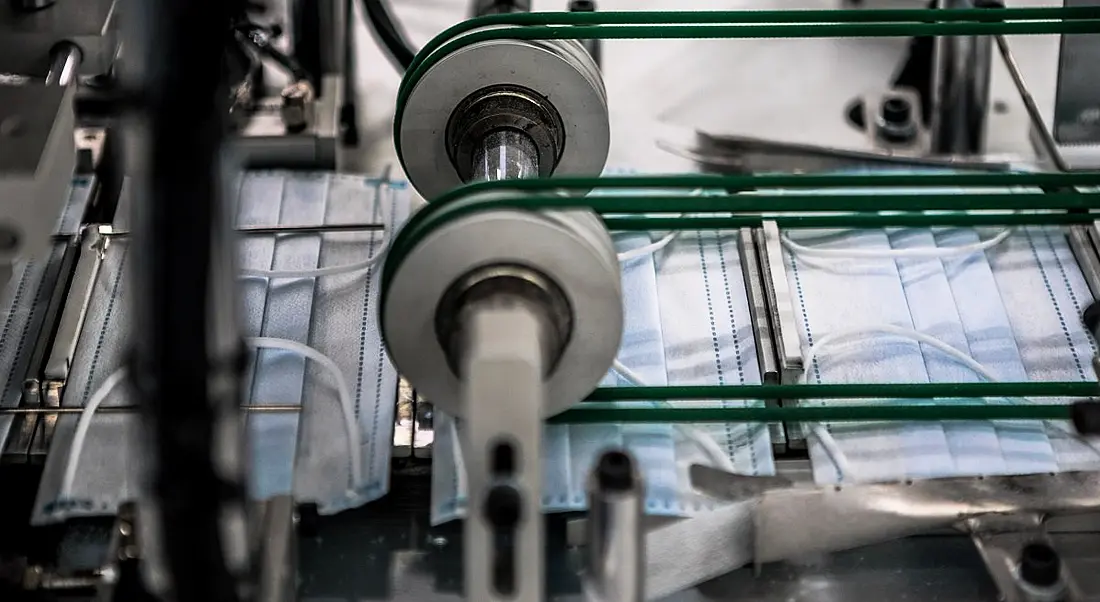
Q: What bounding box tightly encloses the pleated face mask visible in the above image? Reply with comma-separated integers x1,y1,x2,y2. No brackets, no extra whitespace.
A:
429,205,776,525
780,215,1100,483
33,172,410,524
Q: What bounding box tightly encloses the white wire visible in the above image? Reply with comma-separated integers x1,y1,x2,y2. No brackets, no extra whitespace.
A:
617,232,678,262
247,337,362,493
238,212,389,278
611,359,738,473
60,368,128,499
60,337,364,501
613,188,711,263
799,323,1100,481
782,228,1012,260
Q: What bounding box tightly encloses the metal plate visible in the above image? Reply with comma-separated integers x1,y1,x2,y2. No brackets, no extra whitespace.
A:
0,0,119,77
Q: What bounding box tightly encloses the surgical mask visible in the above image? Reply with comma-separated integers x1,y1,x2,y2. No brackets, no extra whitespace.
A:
430,224,776,525
0,177,94,456
33,172,409,524
782,215,1099,483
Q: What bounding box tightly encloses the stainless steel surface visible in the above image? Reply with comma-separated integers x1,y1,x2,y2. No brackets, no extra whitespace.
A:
584,451,644,602
0,0,119,77
1054,0,1100,145
675,131,1010,175
1069,226,1100,299
236,75,342,169
45,42,81,87
0,82,75,263
931,0,993,155
448,85,566,182
757,223,802,384
255,496,298,602
972,530,1073,602
462,302,546,602
747,470,1100,564
471,130,541,182
738,228,785,453
45,227,106,381
993,34,1069,172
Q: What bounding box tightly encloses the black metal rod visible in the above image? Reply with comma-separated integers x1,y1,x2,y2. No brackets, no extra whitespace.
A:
127,0,245,600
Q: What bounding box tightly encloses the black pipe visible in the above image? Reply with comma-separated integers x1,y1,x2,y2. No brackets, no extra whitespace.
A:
362,0,416,71
126,0,246,600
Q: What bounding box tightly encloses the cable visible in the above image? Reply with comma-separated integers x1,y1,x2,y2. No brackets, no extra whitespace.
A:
617,232,677,263
247,337,362,493
782,228,1013,260
60,338,364,502
238,215,388,279
60,369,128,499
799,324,1100,481
614,189,708,263
361,0,416,71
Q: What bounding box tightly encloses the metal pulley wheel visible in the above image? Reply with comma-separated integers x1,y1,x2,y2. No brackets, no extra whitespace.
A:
397,31,611,199
382,192,623,418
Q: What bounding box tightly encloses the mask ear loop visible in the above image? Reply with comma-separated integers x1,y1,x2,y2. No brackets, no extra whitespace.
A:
800,324,1100,483
60,337,364,502
239,195,390,279
781,228,1013,259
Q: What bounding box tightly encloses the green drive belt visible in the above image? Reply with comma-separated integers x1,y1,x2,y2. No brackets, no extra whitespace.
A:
384,9,1100,424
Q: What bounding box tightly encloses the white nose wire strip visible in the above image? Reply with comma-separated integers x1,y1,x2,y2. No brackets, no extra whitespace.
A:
59,337,362,501
798,323,1100,481
238,205,389,279
782,228,1014,259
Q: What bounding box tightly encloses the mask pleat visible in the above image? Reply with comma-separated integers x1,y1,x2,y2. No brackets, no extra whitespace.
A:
887,228,954,478
246,175,326,498
933,227,1015,475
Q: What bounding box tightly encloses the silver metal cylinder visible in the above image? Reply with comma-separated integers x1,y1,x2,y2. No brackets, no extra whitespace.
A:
584,450,644,602
931,0,992,155
46,43,82,87
471,130,540,182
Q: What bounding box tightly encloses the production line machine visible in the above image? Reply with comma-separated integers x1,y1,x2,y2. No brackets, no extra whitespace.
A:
8,1,1100,602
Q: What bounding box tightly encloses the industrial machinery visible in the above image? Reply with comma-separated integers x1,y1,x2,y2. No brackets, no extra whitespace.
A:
6,1,1100,602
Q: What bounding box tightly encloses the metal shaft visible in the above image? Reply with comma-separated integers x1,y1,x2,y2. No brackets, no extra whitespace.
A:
931,0,992,155
471,129,540,182
992,34,1069,172
46,43,82,87
584,450,644,602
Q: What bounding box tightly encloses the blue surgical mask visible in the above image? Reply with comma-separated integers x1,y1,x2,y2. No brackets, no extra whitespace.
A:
33,172,409,523
783,214,1099,482
430,225,776,524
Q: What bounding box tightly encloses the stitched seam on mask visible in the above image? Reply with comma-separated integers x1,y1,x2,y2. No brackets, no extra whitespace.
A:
9,256,59,406
696,234,724,383
355,182,385,489
247,177,288,416
80,249,128,408
2,261,35,404
1046,228,1098,359
1023,229,1087,381
368,188,395,487
715,235,757,474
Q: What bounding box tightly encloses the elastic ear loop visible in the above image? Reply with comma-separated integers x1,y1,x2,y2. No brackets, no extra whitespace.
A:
800,324,1100,482
60,337,364,501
